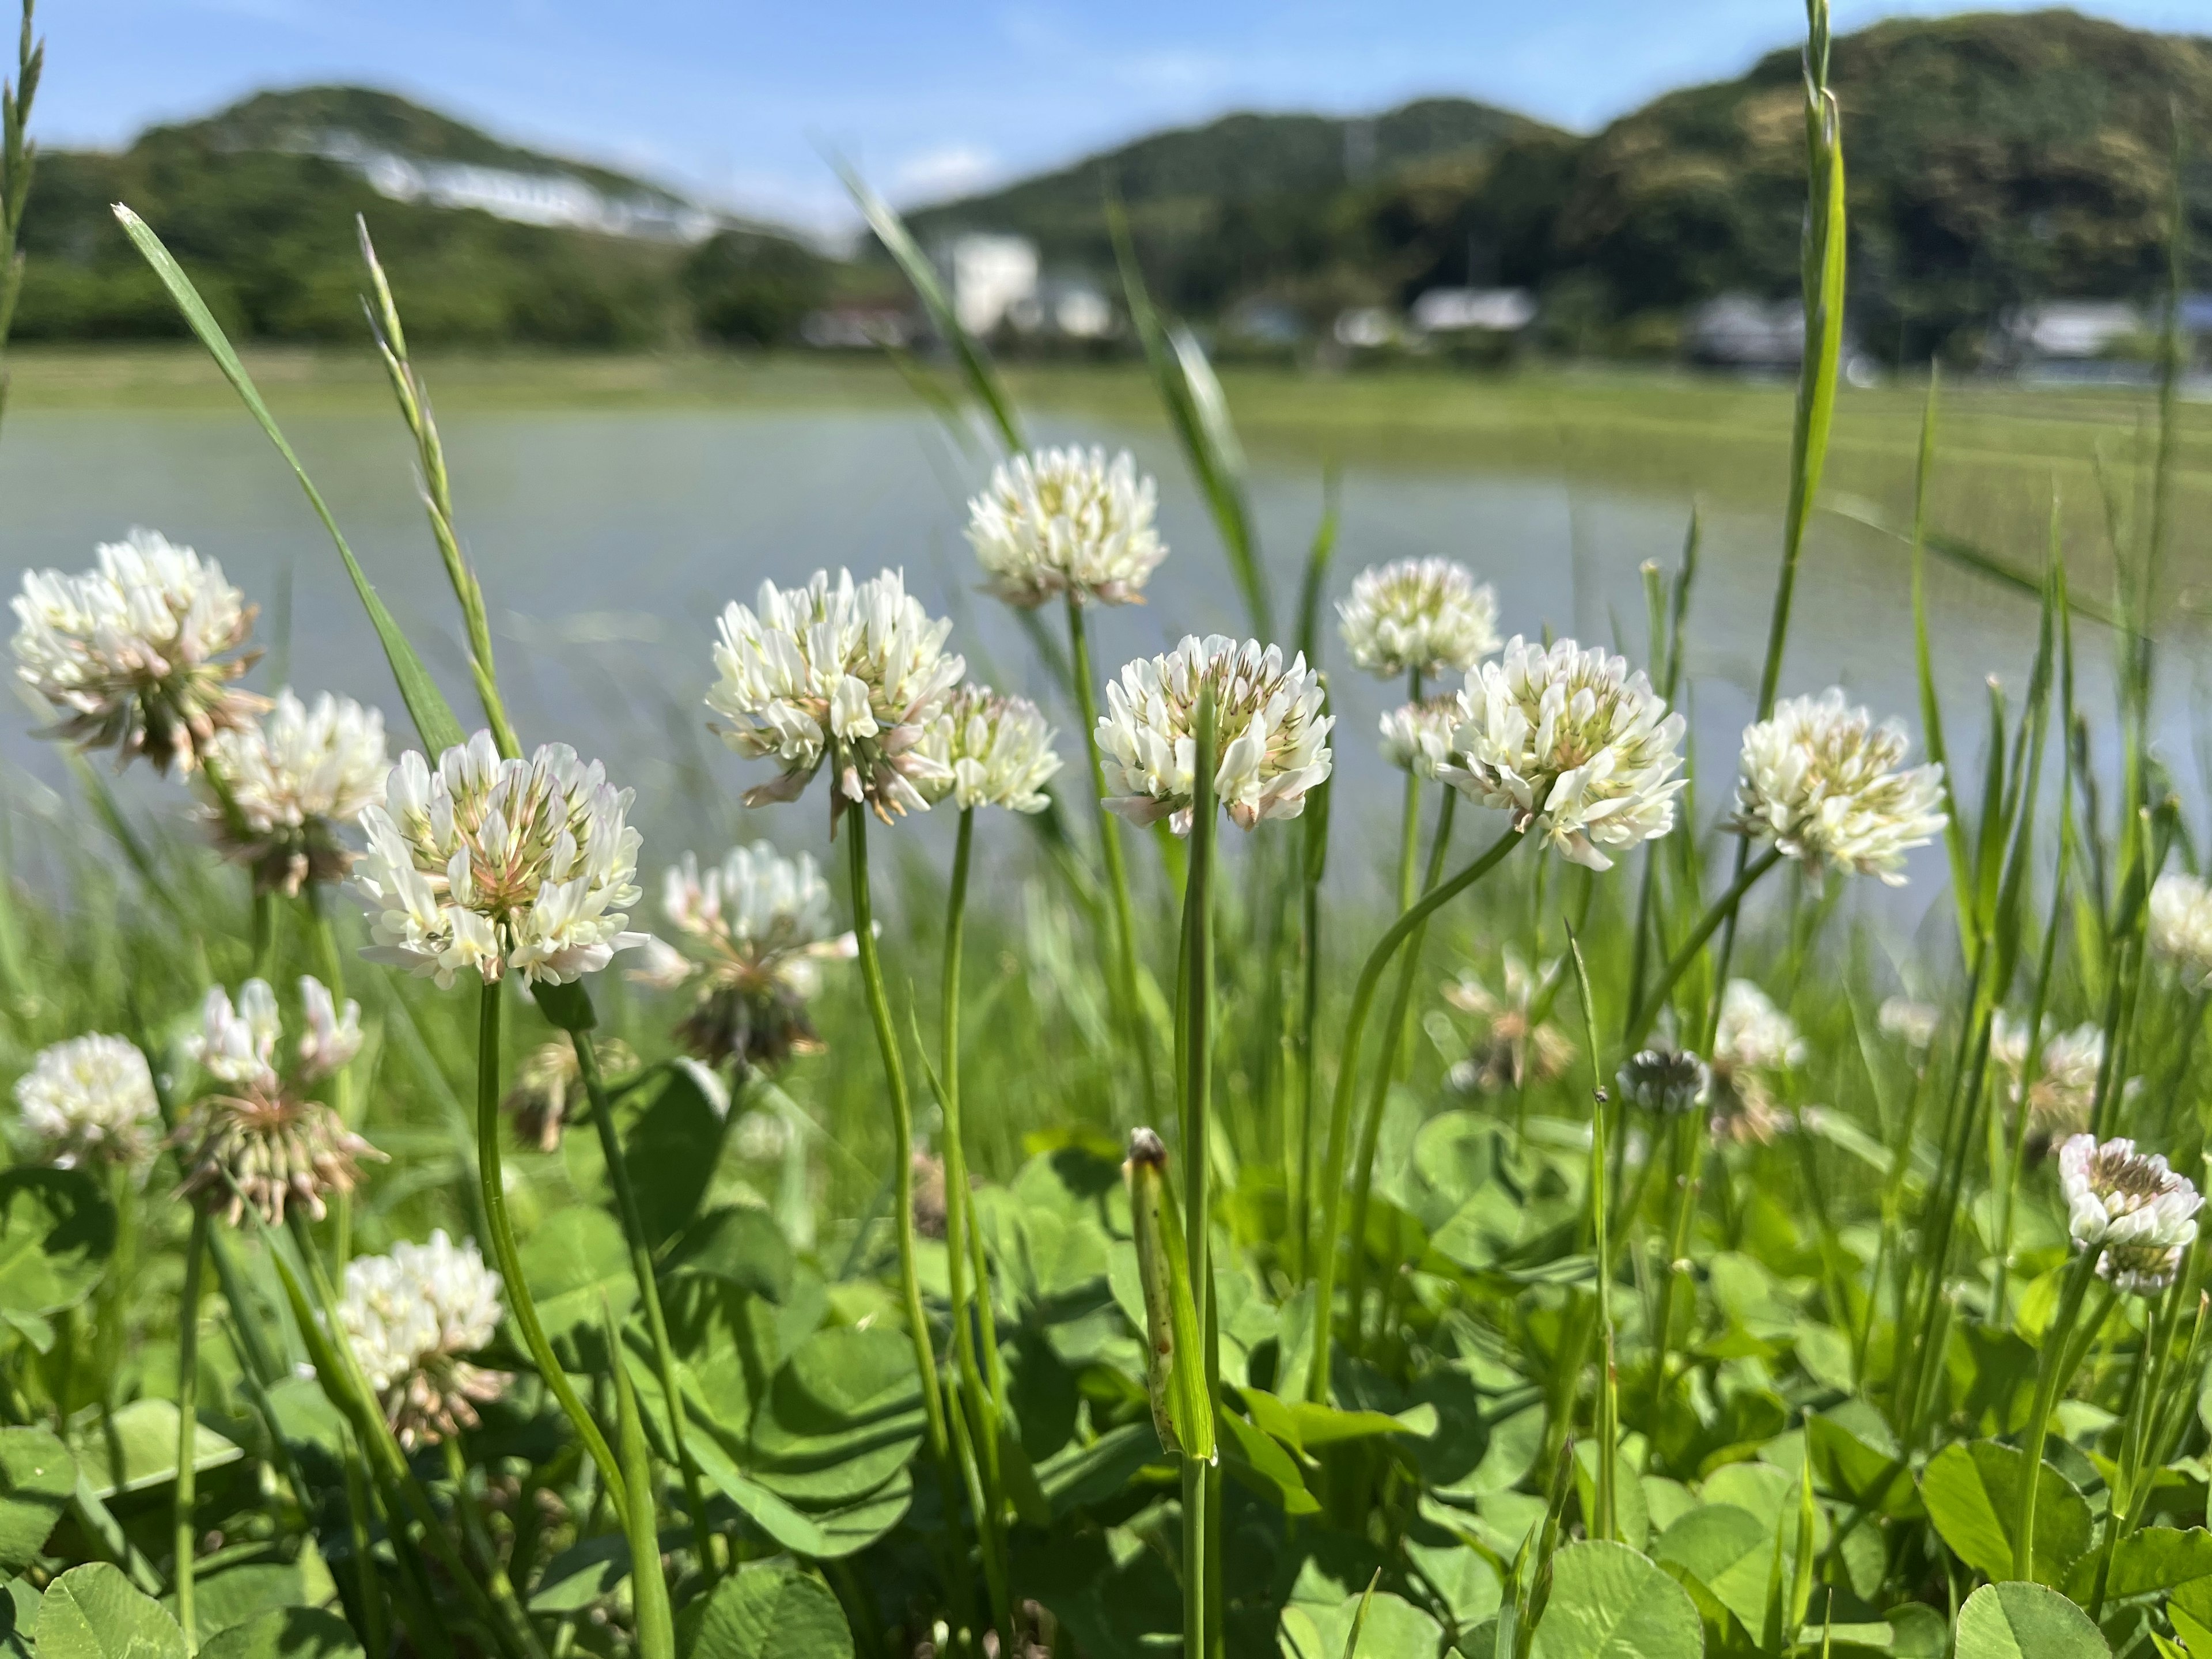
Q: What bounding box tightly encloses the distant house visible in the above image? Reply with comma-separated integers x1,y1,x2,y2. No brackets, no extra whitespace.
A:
1410,287,1537,336
1005,276,1116,340
2004,301,2144,361
944,234,1039,337
1685,296,1803,368
1333,307,1400,350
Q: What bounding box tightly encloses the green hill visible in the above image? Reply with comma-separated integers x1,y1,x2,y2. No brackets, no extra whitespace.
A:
1550,8,2212,358
903,9,2212,362
16,86,830,347
13,13,2212,359
906,97,1560,316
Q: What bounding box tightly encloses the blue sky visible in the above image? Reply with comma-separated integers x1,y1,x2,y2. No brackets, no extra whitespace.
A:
38,0,2210,235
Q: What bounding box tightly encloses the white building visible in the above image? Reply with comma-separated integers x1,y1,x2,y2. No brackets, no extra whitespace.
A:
946,234,1039,337
1685,295,1804,368
1410,287,1537,335
311,130,717,244
2005,301,2143,360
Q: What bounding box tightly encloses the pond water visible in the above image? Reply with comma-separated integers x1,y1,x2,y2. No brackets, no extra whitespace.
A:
0,393,2175,927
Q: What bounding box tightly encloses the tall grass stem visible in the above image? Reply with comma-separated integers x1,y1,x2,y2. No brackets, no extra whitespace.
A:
473,982,627,1501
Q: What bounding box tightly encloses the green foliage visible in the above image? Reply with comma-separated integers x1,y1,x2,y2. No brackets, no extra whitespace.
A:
195,1608,362,1659
1954,1581,2111,1658
35,1565,188,1659
683,230,832,347
0,1429,74,1575
678,1566,852,1659
21,88,819,347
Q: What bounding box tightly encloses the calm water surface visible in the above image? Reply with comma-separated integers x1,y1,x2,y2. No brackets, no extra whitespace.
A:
0,397,2169,922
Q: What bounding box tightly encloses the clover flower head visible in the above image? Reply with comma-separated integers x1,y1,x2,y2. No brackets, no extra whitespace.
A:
917,684,1060,813
1730,689,1946,884
353,732,648,989
638,843,857,1071
1714,980,1804,1075
1708,979,1802,1143
1378,695,1460,780
707,568,965,825
502,1035,637,1152
964,446,1166,608
200,690,389,895
1444,954,1571,1095
1991,1013,2105,1134
338,1230,510,1449
2150,871,2212,990
177,977,383,1226
1095,635,1333,835
1439,636,1685,870
10,528,266,773
190,979,282,1088
2057,1134,2202,1296
12,1034,160,1169
1616,1047,1711,1116
1338,558,1500,681
298,977,364,1082
1877,997,1941,1053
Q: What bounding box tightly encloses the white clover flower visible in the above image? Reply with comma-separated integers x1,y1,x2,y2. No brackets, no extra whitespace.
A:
964,447,1166,608
1444,954,1572,1094
1095,635,1334,835
1715,979,1805,1075
10,528,266,773
338,1230,509,1448
1731,690,1946,885
177,977,382,1226
1709,979,1802,1143
1991,1013,2105,1134
353,732,649,989
1878,997,1941,1052
11,1034,160,1169
1338,558,1500,681
1378,695,1460,780
2057,1134,2203,1296
2150,872,2212,990
1438,635,1685,870
707,568,965,824
297,976,363,1082
200,690,389,895
639,843,857,1070
190,980,282,1088
917,684,1060,813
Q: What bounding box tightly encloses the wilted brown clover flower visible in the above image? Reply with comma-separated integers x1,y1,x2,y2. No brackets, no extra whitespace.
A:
1444,954,1572,1094
628,843,856,1073
176,978,383,1226
501,1034,638,1152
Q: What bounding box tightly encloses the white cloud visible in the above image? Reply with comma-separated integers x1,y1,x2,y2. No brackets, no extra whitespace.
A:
892,141,1002,202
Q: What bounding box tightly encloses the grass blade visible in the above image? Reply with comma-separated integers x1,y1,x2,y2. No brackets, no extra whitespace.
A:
112,204,465,756
1749,0,1846,719
839,162,1024,455
1108,195,1272,639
